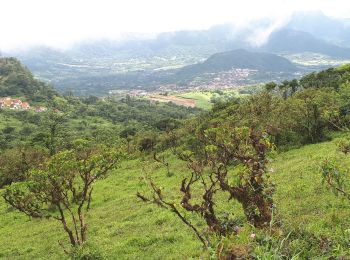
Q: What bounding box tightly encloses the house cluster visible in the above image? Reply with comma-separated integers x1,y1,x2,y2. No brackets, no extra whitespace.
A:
0,97,47,112
0,97,30,110
187,68,256,89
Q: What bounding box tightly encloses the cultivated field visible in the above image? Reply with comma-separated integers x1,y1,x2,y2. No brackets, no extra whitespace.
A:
148,95,196,108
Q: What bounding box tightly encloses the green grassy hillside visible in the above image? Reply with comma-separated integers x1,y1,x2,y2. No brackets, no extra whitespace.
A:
1,136,350,259
272,138,350,250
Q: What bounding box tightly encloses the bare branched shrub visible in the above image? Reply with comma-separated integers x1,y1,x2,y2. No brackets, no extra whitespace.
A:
137,126,275,247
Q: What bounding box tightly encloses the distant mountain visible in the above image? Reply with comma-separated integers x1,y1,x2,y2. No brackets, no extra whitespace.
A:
0,57,57,101
6,12,350,77
13,47,72,72
261,29,350,58
66,24,238,60
285,11,350,46
176,49,298,79
3,12,350,96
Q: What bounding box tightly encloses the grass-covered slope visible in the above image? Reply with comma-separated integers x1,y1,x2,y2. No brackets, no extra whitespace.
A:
1,136,350,259
0,157,203,259
273,138,350,239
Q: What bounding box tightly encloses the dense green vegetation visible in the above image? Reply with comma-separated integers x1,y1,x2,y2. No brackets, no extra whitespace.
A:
0,58,56,102
2,58,350,259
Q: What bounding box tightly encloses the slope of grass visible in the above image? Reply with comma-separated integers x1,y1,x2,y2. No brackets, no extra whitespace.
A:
0,156,205,259
1,137,350,259
272,139,350,244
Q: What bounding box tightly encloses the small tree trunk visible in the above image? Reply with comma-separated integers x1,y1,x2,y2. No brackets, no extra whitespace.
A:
203,212,222,234
255,196,273,227
58,204,77,246
59,216,77,246
78,211,87,243
87,188,93,211
240,195,272,228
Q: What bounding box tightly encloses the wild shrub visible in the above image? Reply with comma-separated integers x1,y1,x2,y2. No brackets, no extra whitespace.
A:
321,159,350,200
0,146,47,188
3,140,124,251
137,126,275,248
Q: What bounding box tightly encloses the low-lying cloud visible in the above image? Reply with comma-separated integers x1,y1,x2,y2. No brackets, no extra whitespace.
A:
0,0,349,51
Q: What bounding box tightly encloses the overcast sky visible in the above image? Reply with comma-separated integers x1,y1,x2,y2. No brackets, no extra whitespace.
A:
0,0,349,51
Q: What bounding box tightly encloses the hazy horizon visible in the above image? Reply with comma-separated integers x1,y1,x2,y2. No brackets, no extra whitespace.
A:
1,0,350,51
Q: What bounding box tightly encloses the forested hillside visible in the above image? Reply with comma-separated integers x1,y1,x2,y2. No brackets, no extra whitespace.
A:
175,49,298,80
1,60,350,259
0,58,57,101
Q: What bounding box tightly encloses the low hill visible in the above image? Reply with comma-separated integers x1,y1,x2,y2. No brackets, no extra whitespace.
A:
262,29,350,58
175,49,298,79
0,57,57,101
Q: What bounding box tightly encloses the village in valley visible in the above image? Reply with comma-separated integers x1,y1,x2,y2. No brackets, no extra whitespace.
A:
0,97,47,112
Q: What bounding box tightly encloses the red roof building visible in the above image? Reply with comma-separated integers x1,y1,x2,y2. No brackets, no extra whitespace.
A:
21,102,30,110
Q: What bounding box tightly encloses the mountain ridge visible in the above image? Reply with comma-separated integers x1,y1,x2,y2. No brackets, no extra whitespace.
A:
262,29,350,58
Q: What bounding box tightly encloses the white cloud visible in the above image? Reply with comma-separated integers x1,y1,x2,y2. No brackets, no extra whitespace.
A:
0,0,349,51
